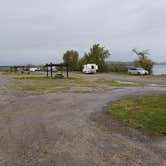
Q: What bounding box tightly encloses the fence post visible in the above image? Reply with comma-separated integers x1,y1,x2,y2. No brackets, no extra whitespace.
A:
50,63,53,77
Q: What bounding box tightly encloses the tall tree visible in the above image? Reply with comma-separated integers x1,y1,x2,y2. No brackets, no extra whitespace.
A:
132,48,154,74
63,50,79,71
82,44,111,72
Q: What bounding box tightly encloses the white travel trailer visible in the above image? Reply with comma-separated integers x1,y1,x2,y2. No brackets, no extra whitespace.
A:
29,67,38,72
82,64,98,74
29,67,41,72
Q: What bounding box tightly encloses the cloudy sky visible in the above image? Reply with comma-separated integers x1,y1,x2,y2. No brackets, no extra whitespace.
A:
0,0,166,65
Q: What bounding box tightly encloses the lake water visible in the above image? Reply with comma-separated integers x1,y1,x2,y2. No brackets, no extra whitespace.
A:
153,64,166,75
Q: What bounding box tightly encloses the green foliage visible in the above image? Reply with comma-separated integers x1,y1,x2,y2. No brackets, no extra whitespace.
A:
77,56,88,71
78,44,111,72
132,49,154,74
107,62,128,72
158,74,166,78
109,94,166,135
63,50,79,71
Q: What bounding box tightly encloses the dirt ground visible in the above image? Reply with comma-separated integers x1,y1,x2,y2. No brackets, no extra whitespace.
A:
0,72,166,166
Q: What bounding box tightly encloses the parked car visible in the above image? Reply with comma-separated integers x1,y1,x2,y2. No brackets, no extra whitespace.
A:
128,67,149,75
82,64,98,74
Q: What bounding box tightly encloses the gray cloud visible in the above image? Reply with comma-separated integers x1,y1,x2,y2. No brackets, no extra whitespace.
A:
0,0,166,65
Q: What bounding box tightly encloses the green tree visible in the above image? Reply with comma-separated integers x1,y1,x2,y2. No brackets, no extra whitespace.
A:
63,50,79,71
80,44,111,72
132,49,154,74
77,56,88,71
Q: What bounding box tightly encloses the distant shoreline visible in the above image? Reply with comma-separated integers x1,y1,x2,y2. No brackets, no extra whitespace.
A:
0,63,165,75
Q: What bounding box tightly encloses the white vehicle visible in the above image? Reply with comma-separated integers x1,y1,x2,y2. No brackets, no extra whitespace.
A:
82,64,98,74
128,67,149,75
48,66,57,72
29,67,38,72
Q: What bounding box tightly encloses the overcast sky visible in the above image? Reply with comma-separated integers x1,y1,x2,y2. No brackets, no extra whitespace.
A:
0,0,166,65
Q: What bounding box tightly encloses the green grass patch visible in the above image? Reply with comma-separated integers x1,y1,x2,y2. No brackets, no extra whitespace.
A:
14,76,75,80
7,73,143,95
11,75,137,95
109,94,166,135
10,75,97,95
157,74,166,78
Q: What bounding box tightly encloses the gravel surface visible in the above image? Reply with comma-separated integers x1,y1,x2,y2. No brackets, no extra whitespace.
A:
0,73,166,166
70,72,166,86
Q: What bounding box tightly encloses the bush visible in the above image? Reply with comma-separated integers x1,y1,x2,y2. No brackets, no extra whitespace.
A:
134,58,154,74
107,62,128,72
132,49,154,74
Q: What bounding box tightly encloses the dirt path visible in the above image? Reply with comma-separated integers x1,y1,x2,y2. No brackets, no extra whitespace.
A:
0,74,166,166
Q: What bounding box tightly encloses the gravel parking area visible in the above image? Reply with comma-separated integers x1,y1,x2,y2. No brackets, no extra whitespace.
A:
0,73,166,166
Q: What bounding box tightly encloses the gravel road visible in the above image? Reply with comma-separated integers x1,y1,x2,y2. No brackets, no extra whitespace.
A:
0,73,166,166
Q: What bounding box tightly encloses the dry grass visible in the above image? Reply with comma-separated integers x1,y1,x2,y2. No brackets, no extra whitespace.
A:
5,72,140,95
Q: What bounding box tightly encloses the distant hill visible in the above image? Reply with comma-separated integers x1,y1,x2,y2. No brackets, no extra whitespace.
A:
108,61,166,65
